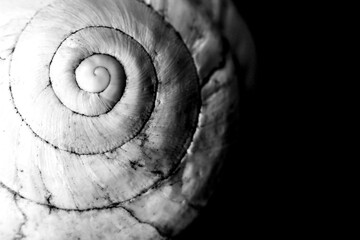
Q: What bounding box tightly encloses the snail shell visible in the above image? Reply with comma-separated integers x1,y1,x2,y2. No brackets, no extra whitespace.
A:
0,0,255,239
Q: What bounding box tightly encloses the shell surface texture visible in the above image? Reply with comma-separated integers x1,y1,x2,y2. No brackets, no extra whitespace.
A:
0,0,255,239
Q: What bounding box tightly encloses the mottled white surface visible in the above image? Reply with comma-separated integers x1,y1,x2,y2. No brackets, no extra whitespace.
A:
0,186,163,240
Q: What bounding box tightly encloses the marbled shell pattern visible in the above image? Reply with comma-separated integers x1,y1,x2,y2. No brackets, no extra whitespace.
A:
0,0,256,239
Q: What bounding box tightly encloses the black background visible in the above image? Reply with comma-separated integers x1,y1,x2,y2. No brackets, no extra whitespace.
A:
174,1,289,239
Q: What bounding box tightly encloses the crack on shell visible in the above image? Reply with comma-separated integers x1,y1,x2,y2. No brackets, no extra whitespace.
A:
1,182,168,239
13,194,28,240
129,160,145,171
37,168,53,207
1,160,185,212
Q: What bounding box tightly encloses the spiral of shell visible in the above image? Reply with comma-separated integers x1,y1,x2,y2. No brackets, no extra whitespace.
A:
0,0,255,239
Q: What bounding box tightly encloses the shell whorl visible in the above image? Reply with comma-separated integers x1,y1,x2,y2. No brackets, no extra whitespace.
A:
75,54,125,99
1,0,200,210
0,0,256,238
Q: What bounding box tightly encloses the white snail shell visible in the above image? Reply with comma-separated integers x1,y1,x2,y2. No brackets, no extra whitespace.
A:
0,0,256,239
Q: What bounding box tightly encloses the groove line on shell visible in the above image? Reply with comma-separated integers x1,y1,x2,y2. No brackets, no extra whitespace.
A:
9,26,158,155
0,182,168,239
1,0,201,211
48,26,157,117
7,0,201,158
